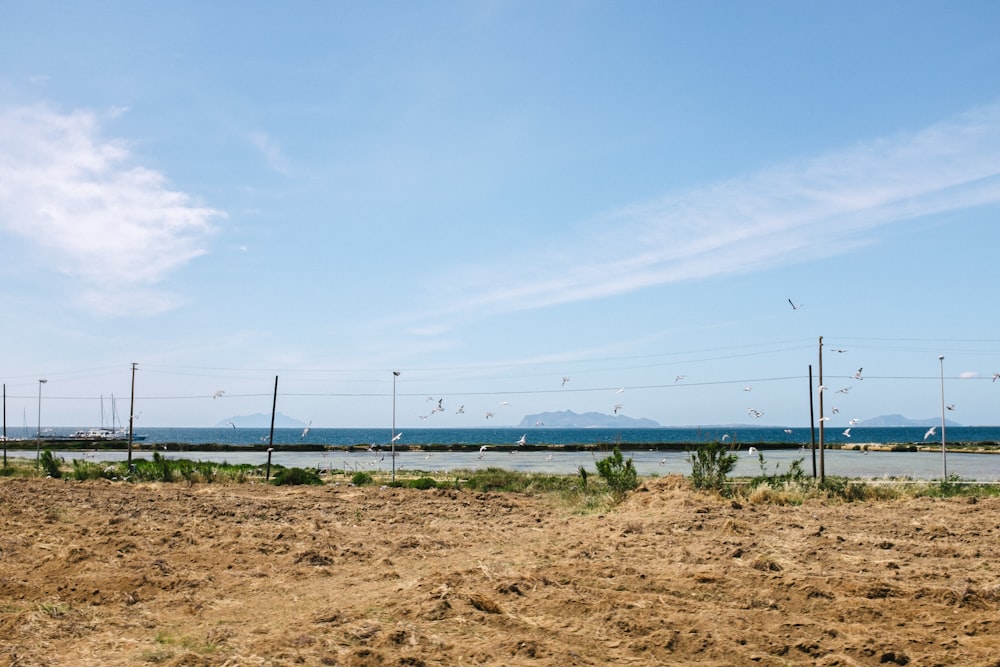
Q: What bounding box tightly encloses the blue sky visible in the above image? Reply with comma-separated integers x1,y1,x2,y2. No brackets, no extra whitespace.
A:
2,1,1000,429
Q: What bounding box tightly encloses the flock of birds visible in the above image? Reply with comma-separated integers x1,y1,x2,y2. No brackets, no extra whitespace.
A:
206,299,1000,447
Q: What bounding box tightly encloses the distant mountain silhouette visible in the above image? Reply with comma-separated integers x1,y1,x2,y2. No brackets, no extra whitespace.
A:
858,413,962,427
518,410,660,428
216,412,308,428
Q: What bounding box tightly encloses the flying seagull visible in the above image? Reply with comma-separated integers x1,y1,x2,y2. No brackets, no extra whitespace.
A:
613,404,623,414
788,298,803,310
924,426,936,440
562,376,570,387
515,434,527,446
842,428,852,438
392,432,403,443
854,368,864,380
213,390,225,399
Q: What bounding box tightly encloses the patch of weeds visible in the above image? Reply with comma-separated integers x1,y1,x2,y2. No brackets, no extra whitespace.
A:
351,471,375,486
37,601,71,618
39,449,63,478
749,452,805,488
408,477,438,490
938,473,965,497
595,447,638,499
688,441,738,494
71,458,104,481
271,467,323,486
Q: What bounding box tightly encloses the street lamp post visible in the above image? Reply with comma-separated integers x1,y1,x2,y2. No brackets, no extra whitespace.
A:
939,355,947,479
391,371,400,483
35,378,47,468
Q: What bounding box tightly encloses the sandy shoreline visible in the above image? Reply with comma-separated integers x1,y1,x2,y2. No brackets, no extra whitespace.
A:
2,476,999,666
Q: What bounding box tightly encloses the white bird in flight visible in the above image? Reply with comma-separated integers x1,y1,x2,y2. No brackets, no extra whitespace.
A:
301,421,312,439
562,376,570,387
924,426,936,440
456,405,465,414
788,298,803,310
854,367,864,380
842,428,852,438
485,411,494,419
392,432,403,443
515,434,527,446
613,404,623,414
213,390,225,399
675,375,686,383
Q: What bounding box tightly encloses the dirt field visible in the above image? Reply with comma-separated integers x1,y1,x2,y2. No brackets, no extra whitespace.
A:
1,475,998,666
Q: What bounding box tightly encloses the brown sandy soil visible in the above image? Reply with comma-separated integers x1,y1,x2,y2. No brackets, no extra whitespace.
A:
1,476,999,667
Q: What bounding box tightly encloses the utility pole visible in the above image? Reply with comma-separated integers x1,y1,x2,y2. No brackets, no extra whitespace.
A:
818,337,825,483
939,355,947,479
266,375,278,481
3,383,7,468
391,371,400,483
128,363,137,466
808,365,816,479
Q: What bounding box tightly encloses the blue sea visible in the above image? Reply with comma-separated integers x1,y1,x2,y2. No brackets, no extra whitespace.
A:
15,425,1000,481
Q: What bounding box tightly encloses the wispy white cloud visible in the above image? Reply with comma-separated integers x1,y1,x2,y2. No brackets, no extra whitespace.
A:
248,131,292,176
0,104,223,315
423,100,1000,324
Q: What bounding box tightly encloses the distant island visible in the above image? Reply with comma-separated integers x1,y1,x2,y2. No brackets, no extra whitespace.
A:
216,412,308,428
518,410,660,428
858,414,962,428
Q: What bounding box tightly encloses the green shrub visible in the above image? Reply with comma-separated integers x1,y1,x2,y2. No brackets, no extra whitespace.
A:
271,467,323,486
408,477,438,490
749,452,805,489
71,459,104,481
39,450,62,478
595,447,638,497
689,441,738,493
351,471,374,486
